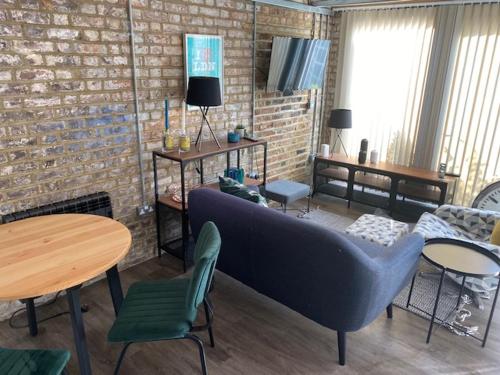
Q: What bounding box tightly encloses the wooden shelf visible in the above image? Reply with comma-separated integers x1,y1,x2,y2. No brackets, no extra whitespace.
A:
158,177,263,212
354,172,391,191
154,138,267,163
317,167,349,181
397,183,441,203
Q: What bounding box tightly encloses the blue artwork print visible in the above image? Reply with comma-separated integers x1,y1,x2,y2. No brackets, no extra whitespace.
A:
185,34,224,105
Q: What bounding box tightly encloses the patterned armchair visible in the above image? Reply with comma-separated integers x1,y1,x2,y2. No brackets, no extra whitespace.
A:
413,205,500,295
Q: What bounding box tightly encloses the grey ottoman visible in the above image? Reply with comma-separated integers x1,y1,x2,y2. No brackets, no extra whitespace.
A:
264,180,311,213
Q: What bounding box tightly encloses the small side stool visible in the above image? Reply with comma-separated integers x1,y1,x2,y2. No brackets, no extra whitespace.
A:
345,214,409,247
264,180,311,213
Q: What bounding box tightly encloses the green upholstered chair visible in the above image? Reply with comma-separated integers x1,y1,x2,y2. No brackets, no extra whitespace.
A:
0,347,70,375
108,221,221,375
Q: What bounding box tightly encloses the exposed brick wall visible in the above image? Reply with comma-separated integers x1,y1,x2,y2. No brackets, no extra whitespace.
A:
254,5,337,182
0,0,339,317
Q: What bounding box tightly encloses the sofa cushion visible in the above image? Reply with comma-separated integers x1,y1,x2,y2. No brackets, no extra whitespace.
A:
218,176,268,207
491,221,500,245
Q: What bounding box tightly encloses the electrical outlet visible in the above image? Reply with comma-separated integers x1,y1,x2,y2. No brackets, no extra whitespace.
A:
136,204,154,216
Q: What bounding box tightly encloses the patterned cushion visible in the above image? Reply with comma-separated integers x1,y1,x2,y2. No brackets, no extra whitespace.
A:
218,177,268,207
492,221,500,246
434,205,500,242
345,214,410,247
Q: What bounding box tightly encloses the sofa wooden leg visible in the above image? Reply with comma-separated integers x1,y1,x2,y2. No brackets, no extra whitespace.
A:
386,303,393,319
337,331,346,366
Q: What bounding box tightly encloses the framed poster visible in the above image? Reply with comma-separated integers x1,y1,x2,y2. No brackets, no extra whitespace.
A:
184,34,224,107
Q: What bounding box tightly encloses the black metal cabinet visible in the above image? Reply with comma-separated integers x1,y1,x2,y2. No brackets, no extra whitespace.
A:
152,139,267,270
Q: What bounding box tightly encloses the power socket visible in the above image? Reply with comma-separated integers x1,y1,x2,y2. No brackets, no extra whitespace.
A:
136,204,154,216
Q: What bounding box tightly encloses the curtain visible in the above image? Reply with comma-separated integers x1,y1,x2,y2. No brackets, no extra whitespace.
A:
436,3,500,206
334,8,436,165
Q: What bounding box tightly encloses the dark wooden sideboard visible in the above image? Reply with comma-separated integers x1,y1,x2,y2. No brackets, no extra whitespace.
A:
312,154,453,215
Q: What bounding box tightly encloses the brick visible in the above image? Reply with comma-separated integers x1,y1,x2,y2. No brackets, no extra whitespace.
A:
12,40,53,53
0,24,23,37
24,96,61,107
0,54,21,65
11,10,50,24
47,28,80,40
16,69,55,80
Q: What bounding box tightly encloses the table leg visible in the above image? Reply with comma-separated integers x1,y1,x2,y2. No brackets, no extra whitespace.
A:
22,298,38,336
389,177,398,216
482,279,499,347
438,183,448,206
312,158,318,197
406,273,417,308
106,265,124,316
67,285,92,375
426,268,445,344
456,276,466,309
347,168,355,208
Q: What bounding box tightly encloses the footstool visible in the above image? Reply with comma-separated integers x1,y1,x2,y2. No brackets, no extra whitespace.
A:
345,214,410,247
264,180,311,213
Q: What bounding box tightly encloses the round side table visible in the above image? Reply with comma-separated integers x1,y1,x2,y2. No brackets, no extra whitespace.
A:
406,238,500,346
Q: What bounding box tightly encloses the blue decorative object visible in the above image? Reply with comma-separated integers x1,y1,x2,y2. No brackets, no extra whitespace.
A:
224,168,244,183
227,132,240,143
164,98,169,130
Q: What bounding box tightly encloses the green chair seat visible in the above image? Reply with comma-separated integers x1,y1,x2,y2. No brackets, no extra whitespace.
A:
108,278,192,343
0,348,70,375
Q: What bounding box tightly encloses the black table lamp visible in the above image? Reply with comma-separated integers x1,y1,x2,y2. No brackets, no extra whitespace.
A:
329,109,352,156
186,76,222,150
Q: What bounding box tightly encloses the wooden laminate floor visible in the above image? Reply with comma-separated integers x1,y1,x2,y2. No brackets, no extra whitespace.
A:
1,197,499,374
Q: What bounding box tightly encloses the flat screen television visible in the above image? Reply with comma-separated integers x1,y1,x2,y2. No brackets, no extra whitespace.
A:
267,36,331,96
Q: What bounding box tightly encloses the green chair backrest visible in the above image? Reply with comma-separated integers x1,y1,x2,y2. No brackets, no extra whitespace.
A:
186,221,221,321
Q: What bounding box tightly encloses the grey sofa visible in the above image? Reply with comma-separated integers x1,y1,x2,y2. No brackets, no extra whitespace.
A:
188,188,424,365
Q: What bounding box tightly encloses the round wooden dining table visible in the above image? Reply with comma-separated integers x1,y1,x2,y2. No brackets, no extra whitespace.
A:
0,214,132,375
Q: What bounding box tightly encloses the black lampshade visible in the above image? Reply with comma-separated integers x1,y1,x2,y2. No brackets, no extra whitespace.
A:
186,76,221,107
329,109,352,129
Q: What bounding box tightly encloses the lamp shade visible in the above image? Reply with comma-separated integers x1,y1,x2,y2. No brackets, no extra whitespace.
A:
186,76,221,107
329,109,352,129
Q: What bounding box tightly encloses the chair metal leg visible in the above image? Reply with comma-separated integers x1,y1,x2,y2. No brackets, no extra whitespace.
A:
386,303,393,319
185,334,208,375
337,331,346,366
203,299,215,347
113,343,132,375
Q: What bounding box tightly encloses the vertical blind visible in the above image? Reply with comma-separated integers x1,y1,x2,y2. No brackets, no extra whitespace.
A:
437,3,500,206
334,2,500,205
334,7,436,166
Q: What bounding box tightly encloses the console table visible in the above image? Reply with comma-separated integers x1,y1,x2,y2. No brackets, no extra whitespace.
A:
312,154,453,214
153,139,267,270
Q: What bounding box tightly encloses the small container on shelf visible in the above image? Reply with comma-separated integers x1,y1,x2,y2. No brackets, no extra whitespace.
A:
227,131,240,143
163,130,175,151
179,131,191,152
